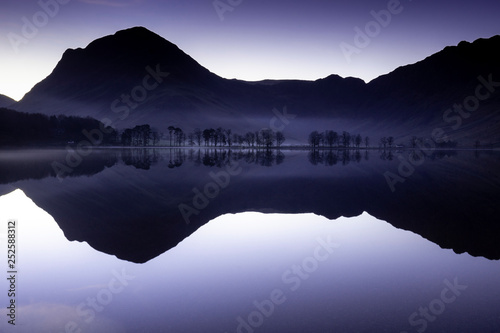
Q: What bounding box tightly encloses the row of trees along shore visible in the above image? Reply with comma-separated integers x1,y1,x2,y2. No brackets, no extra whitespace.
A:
0,107,466,149
120,125,286,148
308,130,371,148
119,125,459,149
308,130,458,149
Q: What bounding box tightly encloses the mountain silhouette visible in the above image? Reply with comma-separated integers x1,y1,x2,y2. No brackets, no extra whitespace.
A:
0,94,15,108
12,27,500,146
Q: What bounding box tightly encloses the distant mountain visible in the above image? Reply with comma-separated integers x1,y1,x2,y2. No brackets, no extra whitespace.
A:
14,27,366,142
13,27,500,146
364,36,500,144
0,94,15,108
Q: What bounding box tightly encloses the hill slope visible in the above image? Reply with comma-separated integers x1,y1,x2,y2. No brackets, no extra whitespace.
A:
13,27,500,146
0,94,15,108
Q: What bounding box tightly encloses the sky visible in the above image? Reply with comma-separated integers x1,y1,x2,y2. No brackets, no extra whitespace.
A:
0,0,499,101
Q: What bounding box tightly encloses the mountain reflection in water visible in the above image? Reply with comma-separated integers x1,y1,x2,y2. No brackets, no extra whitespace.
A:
0,148,498,263
0,190,499,333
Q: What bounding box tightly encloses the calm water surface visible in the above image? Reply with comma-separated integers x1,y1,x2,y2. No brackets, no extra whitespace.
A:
0,148,499,332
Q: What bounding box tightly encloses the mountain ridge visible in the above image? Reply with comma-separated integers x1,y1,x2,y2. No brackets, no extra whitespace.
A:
0,94,15,108
12,27,500,146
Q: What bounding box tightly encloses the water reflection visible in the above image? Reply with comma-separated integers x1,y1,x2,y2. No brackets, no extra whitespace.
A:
121,148,161,170
308,149,367,165
0,148,499,263
0,192,498,333
0,149,118,184
0,148,288,184
0,148,466,186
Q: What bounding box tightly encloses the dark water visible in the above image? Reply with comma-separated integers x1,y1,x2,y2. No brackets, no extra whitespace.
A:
0,148,499,332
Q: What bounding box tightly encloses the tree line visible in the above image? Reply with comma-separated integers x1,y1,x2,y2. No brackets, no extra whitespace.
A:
120,125,286,148
308,132,458,149
1,106,461,150
120,124,160,146
0,108,117,146
308,130,369,148
0,108,287,148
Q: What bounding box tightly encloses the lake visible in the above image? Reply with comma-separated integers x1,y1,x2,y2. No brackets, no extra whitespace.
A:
0,148,499,332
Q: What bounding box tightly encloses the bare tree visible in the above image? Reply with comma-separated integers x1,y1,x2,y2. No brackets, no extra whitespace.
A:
325,130,338,147
355,134,362,148
141,124,152,146
151,131,161,146
187,133,195,146
202,129,213,146
245,132,256,147
237,134,245,146
275,131,285,147
121,129,133,146
318,132,325,147
309,131,321,148
342,131,351,148
193,128,202,146
174,127,183,146
214,127,225,147
168,126,175,146
260,129,275,148
255,131,262,147
232,133,241,147
226,129,232,147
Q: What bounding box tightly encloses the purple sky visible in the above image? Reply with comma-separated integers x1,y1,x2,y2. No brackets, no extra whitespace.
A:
0,0,499,100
